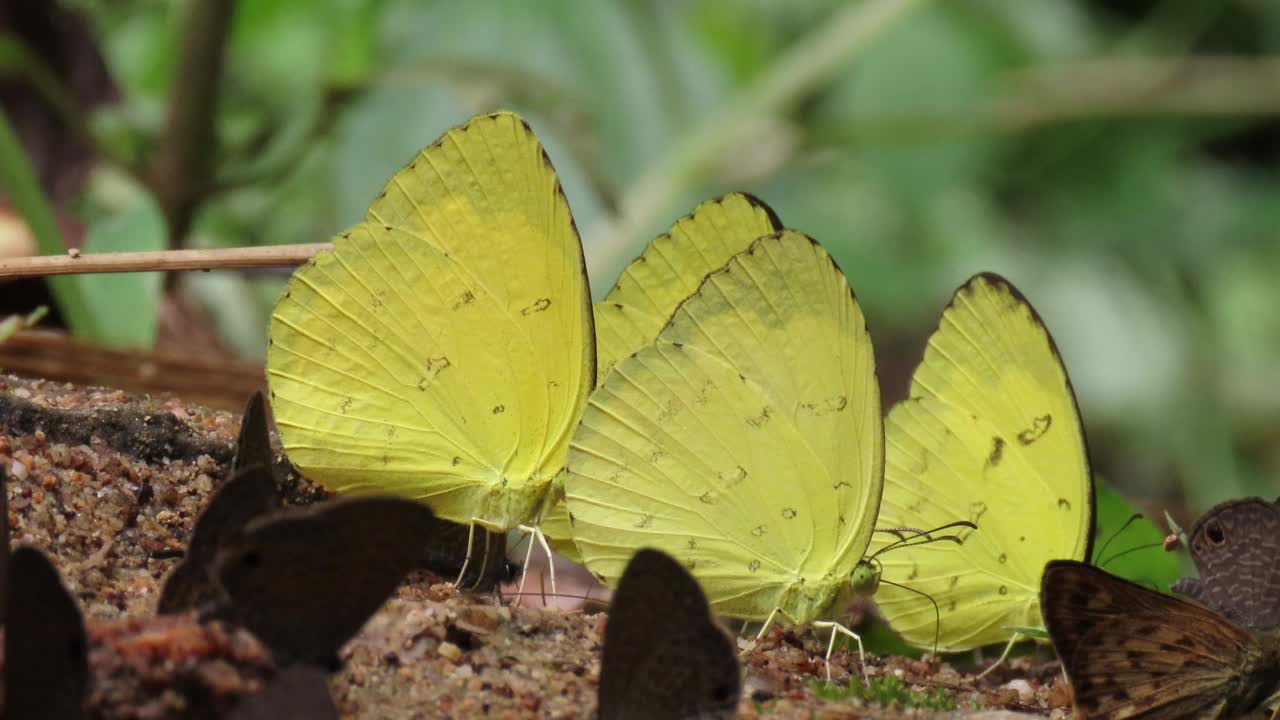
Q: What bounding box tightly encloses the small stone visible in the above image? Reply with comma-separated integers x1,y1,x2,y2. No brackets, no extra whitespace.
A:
438,641,462,662
1004,678,1035,703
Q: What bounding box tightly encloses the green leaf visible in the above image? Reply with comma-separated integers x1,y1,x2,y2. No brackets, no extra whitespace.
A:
74,193,167,349
1090,476,1181,592
0,108,95,336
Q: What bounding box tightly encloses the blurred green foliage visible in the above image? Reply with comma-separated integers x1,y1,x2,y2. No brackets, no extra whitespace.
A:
5,0,1280,518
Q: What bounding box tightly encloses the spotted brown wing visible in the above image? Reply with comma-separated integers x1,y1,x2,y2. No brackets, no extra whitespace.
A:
4,546,88,720
210,496,439,666
598,549,740,720
1042,560,1280,719
227,665,338,720
1170,497,1280,629
157,464,280,614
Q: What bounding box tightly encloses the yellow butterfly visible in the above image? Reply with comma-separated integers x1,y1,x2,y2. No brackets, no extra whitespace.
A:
869,273,1093,653
566,230,884,676
266,112,595,581
542,192,784,563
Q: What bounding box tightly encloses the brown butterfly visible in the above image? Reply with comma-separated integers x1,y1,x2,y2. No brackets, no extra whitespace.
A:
159,393,282,614
209,495,443,667
1170,497,1280,630
598,548,740,720
5,546,89,720
226,665,338,720
1042,560,1280,719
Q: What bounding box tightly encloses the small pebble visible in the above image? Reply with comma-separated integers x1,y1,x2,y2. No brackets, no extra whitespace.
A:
438,641,462,662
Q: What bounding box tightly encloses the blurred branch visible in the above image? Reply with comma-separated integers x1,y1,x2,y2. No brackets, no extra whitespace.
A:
0,243,330,278
0,108,93,332
605,0,928,269
810,57,1280,146
0,329,264,412
147,0,237,246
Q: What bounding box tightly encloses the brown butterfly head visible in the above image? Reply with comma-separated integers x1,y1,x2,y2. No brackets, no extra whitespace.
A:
1170,497,1280,629
1042,559,1280,720
597,549,740,720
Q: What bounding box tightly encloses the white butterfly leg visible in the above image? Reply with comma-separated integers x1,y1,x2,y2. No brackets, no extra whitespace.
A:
975,631,1023,679
453,520,481,588
814,620,867,683
514,524,557,600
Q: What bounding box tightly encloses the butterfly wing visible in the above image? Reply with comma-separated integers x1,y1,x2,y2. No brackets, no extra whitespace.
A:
157,465,280,614
871,273,1093,650
598,549,740,720
1042,560,1280,720
567,231,883,622
233,391,274,474
267,112,593,531
227,666,339,720
1171,497,1280,630
4,547,88,720
546,193,783,562
211,496,439,665
593,192,782,384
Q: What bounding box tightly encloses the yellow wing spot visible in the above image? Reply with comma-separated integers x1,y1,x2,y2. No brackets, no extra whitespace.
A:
906,564,919,581
969,501,989,524
417,356,452,391
748,559,761,573
656,400,678,422
718,466,747,487
636,513,654,529
948,576,959,589
1058,498,1072,510
1017,414,1053,445
686,538,697,550
746,406,772,428
985,436,1006,468
451,456,461,466
645,446,667,464
750,524,767,537
909,447,929,475
337,398,352,414
782,507,797,520
451,290,475,310
694,381,714,406
998,553,1007,564
998,585,1008,595
801,395,848,415
492,405,505,415
699,490,719,505
521,297,552,315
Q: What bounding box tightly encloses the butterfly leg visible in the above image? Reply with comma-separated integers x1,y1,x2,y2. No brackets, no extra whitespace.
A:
453,520,481,588
975,631,1022,679
514,524,557,601
814,620,867,683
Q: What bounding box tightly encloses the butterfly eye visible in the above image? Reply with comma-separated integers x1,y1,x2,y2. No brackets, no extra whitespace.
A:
1205,521,1226,545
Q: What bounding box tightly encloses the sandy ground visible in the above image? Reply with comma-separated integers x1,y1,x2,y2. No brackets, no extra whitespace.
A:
0,374,1071,719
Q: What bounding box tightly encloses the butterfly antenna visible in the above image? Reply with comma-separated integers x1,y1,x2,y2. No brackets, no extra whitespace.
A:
878,577,942,655
1098,541,1164,569
1094,512,1142,564
869,520,978,561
